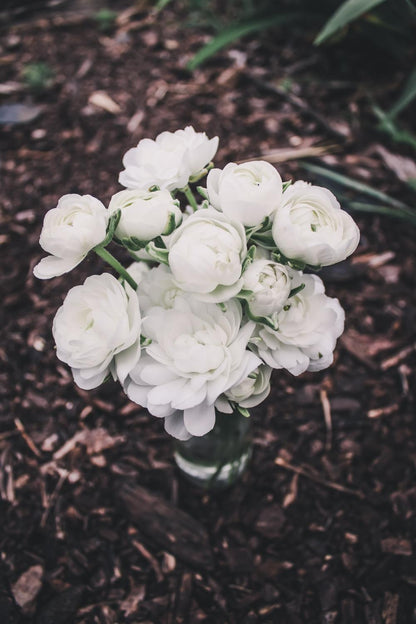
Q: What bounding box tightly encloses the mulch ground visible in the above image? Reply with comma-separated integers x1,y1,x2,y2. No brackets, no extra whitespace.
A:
1,3,416,623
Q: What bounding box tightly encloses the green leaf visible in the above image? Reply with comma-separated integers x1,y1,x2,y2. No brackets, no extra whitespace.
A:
107,209,121,236
347,201,416,226
235,405,250,418
282,180,293,192
314,0,388,45
140,335,152,347
406,178,416,192
236,289,254,301
242,245,256,272
197,186,209,200
187,12,300,70
100,210,121,246
155,0,172,9
145,241,170,265
246,307,278,331
121,236,147,252
289,283,305,298
388,68,416,119
249,231,276,249
189,164,213,184
163,212,179,235
374,105,416,152
300,162,410,211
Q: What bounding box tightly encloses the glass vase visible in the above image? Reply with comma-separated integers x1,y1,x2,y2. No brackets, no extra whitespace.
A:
173,409,252,490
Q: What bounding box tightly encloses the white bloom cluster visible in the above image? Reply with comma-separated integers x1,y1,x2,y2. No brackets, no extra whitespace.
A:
34,127,360,439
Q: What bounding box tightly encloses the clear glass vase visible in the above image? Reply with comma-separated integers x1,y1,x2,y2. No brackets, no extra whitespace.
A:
173,409,252,490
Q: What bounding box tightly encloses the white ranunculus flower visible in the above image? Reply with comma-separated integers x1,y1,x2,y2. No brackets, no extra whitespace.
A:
127,260,151,287
167,207,246,303
53,273,141,390
125,296,261,439
33,194,108,279
175,126,219,180
119,126,218,192
216,364,272,413
242,259,291,318
272,181,360,267
109,189,182,243
251,271,345,376
206,160,283,227
138,264,183,314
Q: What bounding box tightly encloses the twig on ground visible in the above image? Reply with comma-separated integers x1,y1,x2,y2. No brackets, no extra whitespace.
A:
367,404,400,419
274,456,365,500
132,539,164,583
320,388,332,453
240,143,338,164
14,417,42,457
381,344,416,371
40,469,68,528
399,364,410,396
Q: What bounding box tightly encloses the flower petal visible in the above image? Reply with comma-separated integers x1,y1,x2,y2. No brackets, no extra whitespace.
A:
183,402,216,437
164,412,192,440
33,255,82,279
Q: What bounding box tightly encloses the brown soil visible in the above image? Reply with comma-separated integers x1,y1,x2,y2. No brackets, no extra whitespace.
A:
1,4,416,623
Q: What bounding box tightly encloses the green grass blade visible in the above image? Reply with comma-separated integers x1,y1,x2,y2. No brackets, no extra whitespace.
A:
300,162,411,211
314,0,388,45
155,0,172,10
388,68,416,119
347,201,416,225
373,105,416,152
187,13,300,70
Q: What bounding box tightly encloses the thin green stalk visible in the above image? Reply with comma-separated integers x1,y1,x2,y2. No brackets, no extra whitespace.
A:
94,246,138,290
182,185,199,212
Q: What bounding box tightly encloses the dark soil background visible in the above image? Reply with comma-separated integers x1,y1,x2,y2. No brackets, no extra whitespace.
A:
1,2,416,623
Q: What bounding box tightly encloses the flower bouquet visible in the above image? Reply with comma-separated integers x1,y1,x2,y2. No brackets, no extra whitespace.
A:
34,127,359,487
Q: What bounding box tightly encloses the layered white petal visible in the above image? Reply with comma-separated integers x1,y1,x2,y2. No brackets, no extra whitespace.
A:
53,274,141,389
119,126,218,192
126,294,258,438
250,271,345,376
33,194,108,279
207,161,282,227
272,181,360,266
167,208,246,302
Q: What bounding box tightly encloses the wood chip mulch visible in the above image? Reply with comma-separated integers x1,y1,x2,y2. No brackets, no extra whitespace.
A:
1,3,415,622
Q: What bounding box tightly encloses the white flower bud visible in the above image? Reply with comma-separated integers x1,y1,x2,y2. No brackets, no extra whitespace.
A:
207,160,282,226
242,259,291,317
167,208,246,303
109,188,182,242
33,194,108,279
272,181,360,266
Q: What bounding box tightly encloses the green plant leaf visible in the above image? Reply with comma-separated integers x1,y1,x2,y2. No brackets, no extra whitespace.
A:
347,201,416,225
187,12,300,70
388,68,416,119
314,0,388,45
289,283,305,299
300,162,410,211
155,0,172,10
374,105,416,151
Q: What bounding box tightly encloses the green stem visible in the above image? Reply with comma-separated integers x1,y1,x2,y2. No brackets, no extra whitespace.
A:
94,246,138,290
127,249,153,264
182,184,199,212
